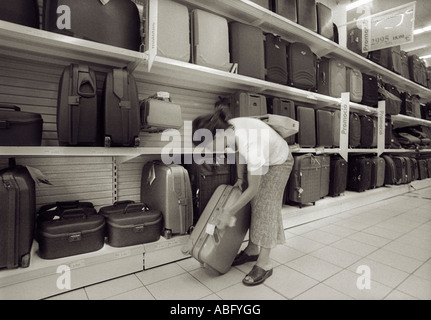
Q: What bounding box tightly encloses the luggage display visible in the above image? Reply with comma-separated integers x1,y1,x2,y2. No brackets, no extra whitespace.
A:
287,42,317,91
268,98,296,145
369,156,385,189
43,0,141,51
346,67,363,103
382,155,397,185
361,74,379,107
36,201,105,260
297,0,317,32
347,156,372,192
297,106,316,147
141,161,193,239
316,109,334,147
317,58,346,98
272,0,297,22
0,159,36,269
349,113,361,148
346,28,368,57
57,64,99,146
140,93,183,131
230,91,267,118
229,22,265,80
265,34,288,85
0,105,43,146
103,68,140,147
393,156,408,185
318,154,330,198
0,0,39,28
191,9,231,71
183,184,251,274
332,110,341,148
359,114,374,148
316,2,334,41
329,156,348,197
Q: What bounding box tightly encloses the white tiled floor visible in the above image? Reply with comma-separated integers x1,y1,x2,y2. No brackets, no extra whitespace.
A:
46,187,431,300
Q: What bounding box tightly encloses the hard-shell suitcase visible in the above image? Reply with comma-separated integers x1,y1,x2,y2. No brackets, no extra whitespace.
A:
332,110,341,148
272,0,297,22
297,0,317,32
359,114,374,148
183,184,251,274
230,91,267,118
347,156,372,192
140,95,183,131
318,154,330,198
317,58,346,98
0,159,35,269
400,51,410,80
103,68,140,147
297,106,316,148
0,105,43,146
418,159,428,180
191,9,231,71
43,0,141,51
141,161,193,239
361,73,378,107
229,22,265,80
369,156,385,189
393,156,408,185
287,154,321,207
265,34,288,85
316,2,334,41
347,28,368,57
329,156,348,197
57,64,99,146
269,98,296,145
382,155,397,185
346,67,363,103
349,113,361,148
287,42,317,91
0,0,39,28
316,109,333,147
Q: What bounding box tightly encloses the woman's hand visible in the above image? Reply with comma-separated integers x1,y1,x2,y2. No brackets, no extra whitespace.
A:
216,207,236,230
233,178,245,192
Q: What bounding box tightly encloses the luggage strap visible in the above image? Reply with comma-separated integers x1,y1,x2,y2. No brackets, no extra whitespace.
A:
113,69,131,145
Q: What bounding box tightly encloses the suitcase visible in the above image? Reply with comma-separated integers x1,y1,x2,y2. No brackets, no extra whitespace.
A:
346,28,368,57
36,201,105,260
230,91,267,118
401,93,421,118
361,74,378,107
269,98,296,145
409,55,423,85
297,0,317,32
0,0,39,28
349,113,361,148
385,117,393,149
400,51,410,80
0,105,43,146
346,67,363,103
0,159,35,269
422,103,431,121
297,106,316,147
427,159,431,178
371,117,378,148
419,60,428,87
103,68,140,147
229,22,265,80
272,0,297,23
411,158,419,181
140,94,183,131
379,84,402,116
318,154,330,198
332,110,341,148
287,154,321,207
382,155,397,185
329,156,348,197
316,109,333,147
387,46,403,75
317,58,346,98
393,156,408,185
57,64,99,146
184,184,251,274
316,2,334,41
43,0,141,51
141,161,193,239
418,159,428,180
404,157,413,183
191,9,231,71
287,42,317,91
359,114,374,148
369,156,385,189
250,0,270,9
265,34,288,85
347,156,372,192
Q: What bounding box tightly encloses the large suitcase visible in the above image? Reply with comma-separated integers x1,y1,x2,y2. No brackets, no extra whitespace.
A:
0,105,43,146
141,161,193,239
265,34,288,85
359,114,374,148
269,98,296,145
329,156,348,197
191,9,231,71
287,42,317,91
346,67,363,103
297,0,317,32
317,58,346,98
230,91,267,118
386,46,403,75
316,2,334,41
361,73,379,107
382,155,397,185
401,93,421,118
229,22,265,80
393,156,408,185
332,110,341,148
347,156,372,192
43,0,141,51
272,0,297,22
57,64,99,146
369,156,385,189
183,184,251,274
297,106,316,147
349,113,361,148
0,159,35,269
103,68,140,147
318,154,330,198
316,109,333,147
0,0,39,28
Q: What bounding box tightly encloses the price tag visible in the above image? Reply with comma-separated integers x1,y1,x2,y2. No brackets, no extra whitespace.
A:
206,223,216,236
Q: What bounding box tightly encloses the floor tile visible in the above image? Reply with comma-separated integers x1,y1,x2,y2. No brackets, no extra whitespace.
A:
107,287,155,300
189,267,245,293
413,261,431,281
362,225,404,240
46,288,88,300
347,231,391,248
285,254,342,282
320,224,359,238
367,248,423,273
301,229,342,245
331,238,378,257
216,282,286,300
384,290,417,300
310,245,362,268
135,263,186,286
284,235,325,254
294,283,353,300
396,275,431,300
84,274,143,300
382,240,431,262
269,245,306,264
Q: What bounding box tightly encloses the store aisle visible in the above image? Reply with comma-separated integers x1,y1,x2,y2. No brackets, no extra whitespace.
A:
46,187,431,300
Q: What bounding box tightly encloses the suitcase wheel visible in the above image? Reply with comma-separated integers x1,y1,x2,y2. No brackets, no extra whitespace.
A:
20,254,30,268
134,137,140,148
104,136,111,148
163,229,172,239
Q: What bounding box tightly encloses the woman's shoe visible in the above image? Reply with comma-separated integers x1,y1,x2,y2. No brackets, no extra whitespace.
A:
242,265,273,286
232,250,259,266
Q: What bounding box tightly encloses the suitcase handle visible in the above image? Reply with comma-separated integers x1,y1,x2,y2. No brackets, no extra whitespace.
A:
60,208,90,219
123,203,149,214
77,69,96,98
0,104,21,111
113,200,135,206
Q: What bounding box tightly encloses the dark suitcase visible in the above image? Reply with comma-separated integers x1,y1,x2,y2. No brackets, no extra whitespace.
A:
316,109,333,147
316,2,334,41
229,22,265,80
317,58,346,98
318,154,330,198
347,28,368,58
382,155,397,185
265,34,288,85
408,55,423,85
404,157,413,183
371,117,378,148
0,158,35,269
272,0,297,22
422,103,431,121
411,158,419,181
36,201,105,260
379,83,402,116
269,98,296,145
287,42,317,91
418,159,428,180
369,156,385,189
297,106,316,147
183,184,251,274
401,93,421,118
359,114,374,148
0,105,43,146
347,156,372,192
387,46,403,75
0,0,39,28
393,156,408,185
361,73,378,107
329,156,348,197
296,0,317,32
332,110,341,148
103,68,140,147
346,67,363,103
349,113,361,148
427,159,431,178
288,154,321,207
141,161,193,239
230,91,267,118
400,50,410,80
57,64,99,146
43,0,141,51
385,117,393,149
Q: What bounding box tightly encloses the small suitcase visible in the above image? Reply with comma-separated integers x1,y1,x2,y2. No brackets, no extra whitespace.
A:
361,73,379,107
329,156,348,197
318,154,330,198
191,9,231,71
0,158,35,269
359,114,374,148
140,94,183,131
0,105,43,146
317,58,346,98
229,22,265,80
141,161,193,239
269,98,296,145
346,67,363,103
382,155,397,185
316,2,334,41
297,106,316,148
287,42,317,91
296,0,317,32
418,159,428,180
369,156,385,189
0,0,39,28
349,113,361,148
332,110,341,148
272,0,297,22
43,0,141,51
393,156,408,185
103,68,140,147
346,28,368,58
347,156,372,192
57,64,99,146
265,34,288,85
230,91,267,118
183,184,251,274
316,109,334,147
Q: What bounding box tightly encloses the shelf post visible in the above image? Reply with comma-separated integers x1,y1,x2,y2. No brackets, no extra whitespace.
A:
377,101,386,157
146,0,159,72
340,92,350,162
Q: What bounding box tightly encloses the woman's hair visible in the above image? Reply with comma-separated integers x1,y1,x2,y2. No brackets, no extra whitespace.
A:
192,105,231,146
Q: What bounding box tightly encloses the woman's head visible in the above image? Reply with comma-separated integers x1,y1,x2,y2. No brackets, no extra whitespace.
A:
192,106,231,147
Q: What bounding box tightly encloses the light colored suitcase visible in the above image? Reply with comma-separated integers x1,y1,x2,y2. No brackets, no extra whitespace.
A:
183,184,251,274
346,67,363,103
140,97,183,131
